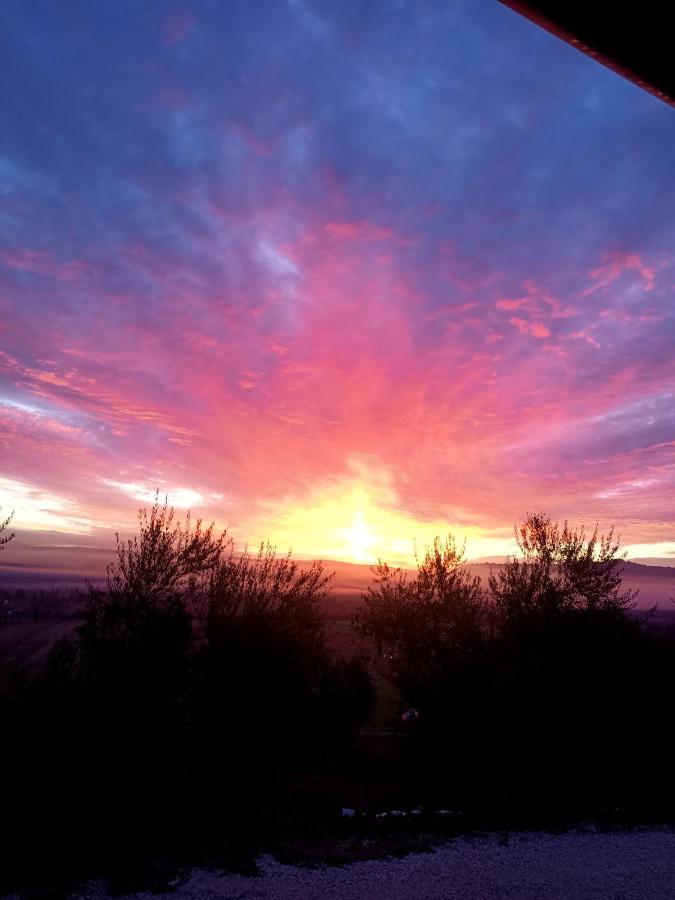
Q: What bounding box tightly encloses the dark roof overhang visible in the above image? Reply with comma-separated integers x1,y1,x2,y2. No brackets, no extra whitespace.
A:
499,2,675,108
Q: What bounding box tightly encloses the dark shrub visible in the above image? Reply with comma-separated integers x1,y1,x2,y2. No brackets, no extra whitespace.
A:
189,543,374,817
0,500,373,890
356,516,675,818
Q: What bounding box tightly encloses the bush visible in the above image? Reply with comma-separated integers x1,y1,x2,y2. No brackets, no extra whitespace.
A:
353,535,487,702
355,516,675,816
0,499,374,889
104,493,226,603
353,536,493,802
488,512,637,629
479,515,654,810
190,542,373,811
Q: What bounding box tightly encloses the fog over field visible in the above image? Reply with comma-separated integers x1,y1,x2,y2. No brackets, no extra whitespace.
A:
2,540,674,610
327,558,675,610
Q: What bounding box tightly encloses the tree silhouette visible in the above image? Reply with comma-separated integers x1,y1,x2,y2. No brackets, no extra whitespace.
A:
0,508,15,551
354,534,485,667
103,493,227,605
198,540,329,654
488,512,638,627
192,543,372,783
353,535,488,721
8,498,372,874
484,513,649,811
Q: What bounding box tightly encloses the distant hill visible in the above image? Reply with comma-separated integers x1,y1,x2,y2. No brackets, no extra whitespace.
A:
2,557,673,611
316,558,675,617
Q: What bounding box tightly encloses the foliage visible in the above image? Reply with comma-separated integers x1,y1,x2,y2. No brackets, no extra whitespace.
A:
488,512,638,628
353,517,674,816
104,493,227,605
197,540,329,654
191,543,372,784
353,535,486,679
477,514,652,810
0,507,15,550
0,499,374,891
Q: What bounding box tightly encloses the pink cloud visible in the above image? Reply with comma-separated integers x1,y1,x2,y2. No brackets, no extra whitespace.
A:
568,330,601,348
323,221,396,241
0,249,97,284
587,251,656,294
496,298,528,311
495,279,577,328
509,317,551,339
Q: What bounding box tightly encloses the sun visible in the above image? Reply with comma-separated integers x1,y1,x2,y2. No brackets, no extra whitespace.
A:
343,508,377,564
246,468,513,566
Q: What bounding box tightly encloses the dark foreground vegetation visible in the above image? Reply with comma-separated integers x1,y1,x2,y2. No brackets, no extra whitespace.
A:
1,503,675,895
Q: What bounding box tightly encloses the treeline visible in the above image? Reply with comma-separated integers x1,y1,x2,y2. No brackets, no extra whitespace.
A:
0,586,83,624
1,504,674,892
353,518,675,817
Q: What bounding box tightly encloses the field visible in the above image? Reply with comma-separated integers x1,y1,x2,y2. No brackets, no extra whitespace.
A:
0,617,82,690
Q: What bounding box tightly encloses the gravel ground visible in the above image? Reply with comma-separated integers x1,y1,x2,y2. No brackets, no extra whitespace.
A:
66,829,675,899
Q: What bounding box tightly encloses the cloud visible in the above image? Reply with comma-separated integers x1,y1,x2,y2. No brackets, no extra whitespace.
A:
587,251,656,294
323,221,396,241
0,477,94,533
509,317,551,339
1,0,674,561
105,481,204,508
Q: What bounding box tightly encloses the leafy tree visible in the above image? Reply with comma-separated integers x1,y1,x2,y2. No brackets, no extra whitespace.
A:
2,498,372,878
485,514,649,810
79,495,226,693
103,493,227,605
353,536,493,803
488,512,638,627
198,541,329,654
352,533,489,748
0,507,15,550
73,496,226,776
3,497,228,867
353,534,486,674
192,544,373,781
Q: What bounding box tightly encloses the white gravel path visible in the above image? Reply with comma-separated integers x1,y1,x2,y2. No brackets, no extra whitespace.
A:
72,829,675,899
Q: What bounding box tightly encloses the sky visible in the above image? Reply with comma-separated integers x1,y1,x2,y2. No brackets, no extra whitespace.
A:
1,0,674,572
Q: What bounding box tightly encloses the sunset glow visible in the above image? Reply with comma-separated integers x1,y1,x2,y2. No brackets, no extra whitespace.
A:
247,476,509,565
1,1,675,575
